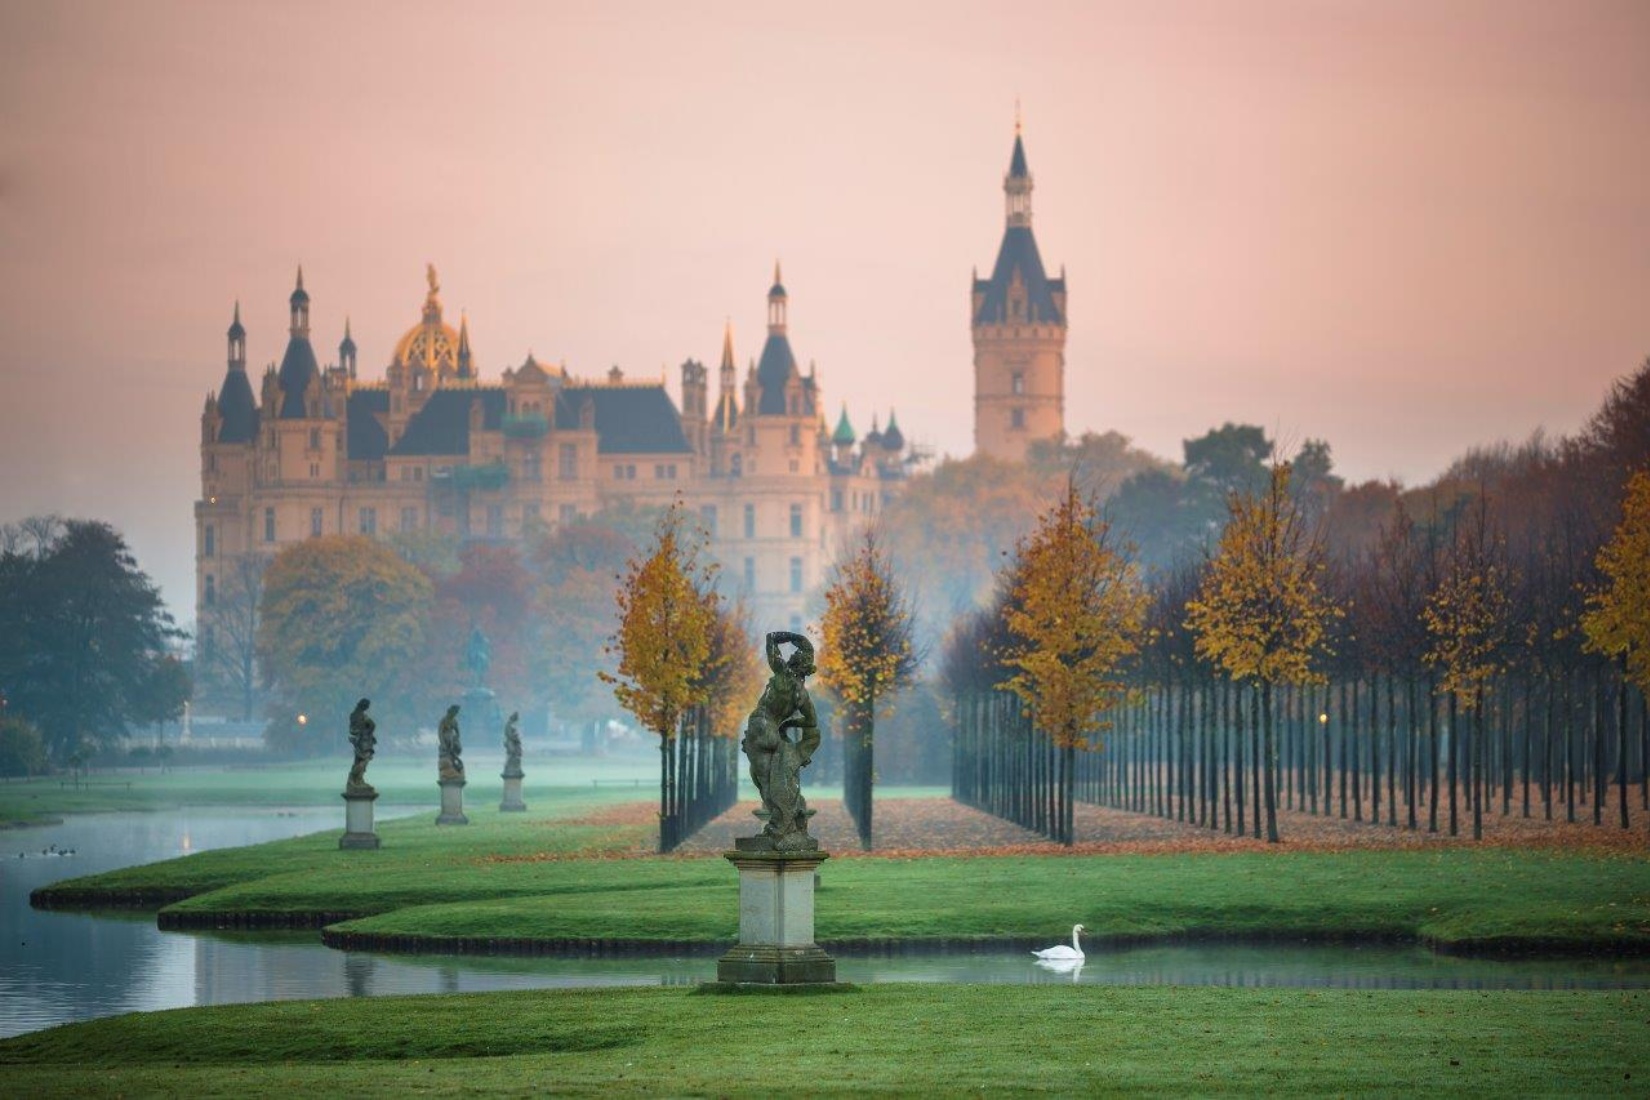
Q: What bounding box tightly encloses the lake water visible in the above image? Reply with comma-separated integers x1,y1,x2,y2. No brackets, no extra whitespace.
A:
5,807,1649,1039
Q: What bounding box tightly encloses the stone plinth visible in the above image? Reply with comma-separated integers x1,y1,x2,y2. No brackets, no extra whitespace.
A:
499,773,526,812
339,789,380,850
714,851,836,986
435,778,469,825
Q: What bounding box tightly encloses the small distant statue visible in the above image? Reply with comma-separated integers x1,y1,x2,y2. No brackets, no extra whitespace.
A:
438,704,464,782
346,698,376,793
502,711,523,778
465,626,491,688
741,631,821,852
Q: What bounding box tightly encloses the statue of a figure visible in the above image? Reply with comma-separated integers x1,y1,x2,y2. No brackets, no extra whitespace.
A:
465,626,491,688
502,711,523,777
346,698,376,793
437,704,464,781
426,262,440,297
741,631,821,851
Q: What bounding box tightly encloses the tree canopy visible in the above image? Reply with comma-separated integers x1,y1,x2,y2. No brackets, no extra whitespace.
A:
0,517,185,761
256,535,433,753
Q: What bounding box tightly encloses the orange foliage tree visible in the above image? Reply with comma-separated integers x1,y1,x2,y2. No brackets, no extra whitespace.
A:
999,479,1147,845
1582,469,1650,831
819,526,919,848
1186,463,1339,844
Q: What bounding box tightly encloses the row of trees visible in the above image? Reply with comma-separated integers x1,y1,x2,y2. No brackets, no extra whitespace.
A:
944,360,1650,845
0,518,187,769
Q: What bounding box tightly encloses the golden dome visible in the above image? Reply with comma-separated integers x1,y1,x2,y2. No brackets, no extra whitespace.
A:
392,264,461,373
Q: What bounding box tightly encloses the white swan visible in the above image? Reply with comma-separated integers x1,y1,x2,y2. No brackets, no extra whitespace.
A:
1031,923,1085,961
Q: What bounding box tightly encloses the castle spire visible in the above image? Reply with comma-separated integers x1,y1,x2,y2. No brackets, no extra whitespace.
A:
1006,119,1032,227
289,265,311,337
339,315,357,379
767,260,787,333
227,300,246,369
457,310,473,379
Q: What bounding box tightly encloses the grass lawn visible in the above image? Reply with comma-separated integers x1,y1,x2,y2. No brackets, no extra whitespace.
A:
0,984,1643,1096
33,797,1650,951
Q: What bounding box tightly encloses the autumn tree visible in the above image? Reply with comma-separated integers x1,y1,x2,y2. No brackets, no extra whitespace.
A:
0,518,186,761
999,479,1148,845
197,552,269,720
1186,463,1339,844
1422,491,1512,840
1581,469,1650,830
257,535,433,754
819,527,919,849
601,501,719,851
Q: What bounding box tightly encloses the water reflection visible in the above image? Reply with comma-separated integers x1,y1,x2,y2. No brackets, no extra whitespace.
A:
6,808,1650,1041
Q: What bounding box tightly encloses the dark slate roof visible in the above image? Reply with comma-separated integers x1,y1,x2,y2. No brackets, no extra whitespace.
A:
1008,132,1028,178
276,335,321,418
388,388,506,456
754,332,798,415
560,385,692,454
973,225,1065,327
215,367,258,444
347,389,389,461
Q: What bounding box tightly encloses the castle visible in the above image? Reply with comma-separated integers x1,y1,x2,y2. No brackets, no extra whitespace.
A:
194,125,1062,691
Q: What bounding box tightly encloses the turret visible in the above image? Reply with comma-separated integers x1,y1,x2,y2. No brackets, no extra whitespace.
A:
339,316,357,379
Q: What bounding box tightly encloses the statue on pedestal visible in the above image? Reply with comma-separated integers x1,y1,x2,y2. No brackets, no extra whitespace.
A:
437,704,464,781
502,711,523,778
741,631,821,852
345,698,376,793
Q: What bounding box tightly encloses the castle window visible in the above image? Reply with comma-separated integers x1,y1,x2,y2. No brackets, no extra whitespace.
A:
1012,372,1025,396
789,424,801,447
523,450,542,482
204,574,215,606
264,508,276,542
789,557,803,594
309,463,320,479
358,507,376,536
1011,408,1025,430
731,453,743,478
309,428,321,451
523,502,541,529
558,444,578,480
790,503,803,538
400,507,418,533
310,508,323,537
203,524,215,558
744,504,756,539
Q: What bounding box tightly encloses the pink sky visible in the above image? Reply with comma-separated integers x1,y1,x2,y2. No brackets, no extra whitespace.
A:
1,0,1647,619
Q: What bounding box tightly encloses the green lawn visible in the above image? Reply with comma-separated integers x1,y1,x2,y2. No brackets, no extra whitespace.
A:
1,984,1642,1097
34,799,1650,951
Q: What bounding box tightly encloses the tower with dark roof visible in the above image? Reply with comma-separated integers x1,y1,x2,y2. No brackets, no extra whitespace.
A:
972,121,1067,460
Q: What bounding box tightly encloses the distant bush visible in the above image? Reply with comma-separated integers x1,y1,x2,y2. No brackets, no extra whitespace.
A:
0,716,48,778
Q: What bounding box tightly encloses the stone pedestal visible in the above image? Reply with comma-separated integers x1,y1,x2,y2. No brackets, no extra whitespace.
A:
499,772,526,812
339,789,380,850
436,778,469,825
714,851,836,986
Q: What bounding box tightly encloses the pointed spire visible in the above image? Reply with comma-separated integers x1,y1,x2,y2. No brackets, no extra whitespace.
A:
1005,116,1033,226
720,319,735,370
457,309,473,378
832,403,856,446
228,300,245,340
288,266,311,337
771,259,785,295
767,262,788,332
339,315,356,352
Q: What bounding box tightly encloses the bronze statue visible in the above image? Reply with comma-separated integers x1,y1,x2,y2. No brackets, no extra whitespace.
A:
437,704,464,781
741,631,821,851
502,711,523,777
465,626,491,688
346,698,376,793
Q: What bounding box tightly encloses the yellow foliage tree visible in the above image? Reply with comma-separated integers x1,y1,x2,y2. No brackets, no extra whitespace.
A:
1422,491,1511,839
1186,463,1338,843
820,527,918,848
999,479,1147,845
602,501,716,738
1581,469,1650,831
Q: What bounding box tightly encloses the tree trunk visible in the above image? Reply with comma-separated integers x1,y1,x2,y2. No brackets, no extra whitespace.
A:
1263,679,1280,844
